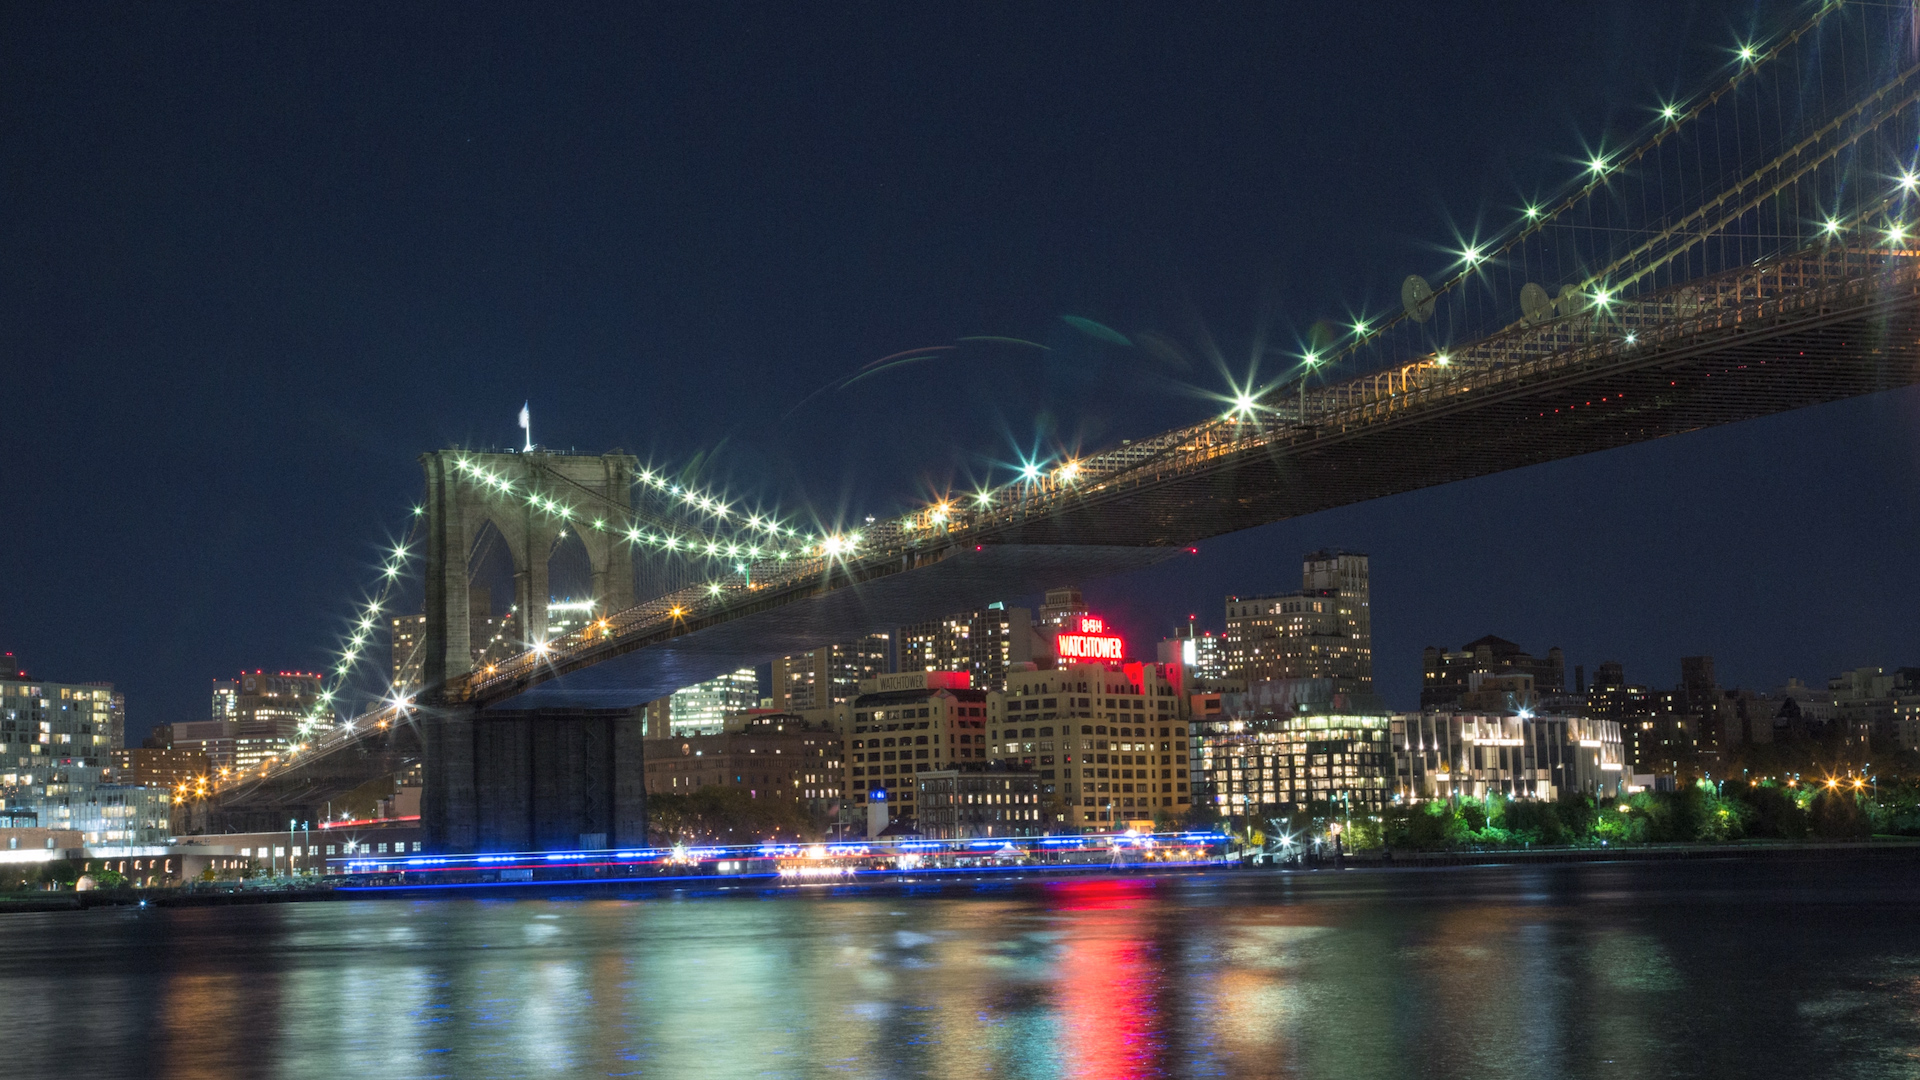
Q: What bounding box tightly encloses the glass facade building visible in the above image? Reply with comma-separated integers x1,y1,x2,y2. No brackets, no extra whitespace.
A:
1190,709,1392,820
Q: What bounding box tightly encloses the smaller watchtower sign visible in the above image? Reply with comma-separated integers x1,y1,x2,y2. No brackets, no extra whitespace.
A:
1056,616,1125,661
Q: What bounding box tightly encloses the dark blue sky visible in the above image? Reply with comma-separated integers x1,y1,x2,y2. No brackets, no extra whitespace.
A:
3,2,1915,737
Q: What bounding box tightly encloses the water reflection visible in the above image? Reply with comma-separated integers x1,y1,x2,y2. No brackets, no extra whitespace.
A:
7,860,1920,1078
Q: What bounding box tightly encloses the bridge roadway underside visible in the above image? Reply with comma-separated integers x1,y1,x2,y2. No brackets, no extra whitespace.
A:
192,727,421,834
480,544,1181,711
990,293,1920,546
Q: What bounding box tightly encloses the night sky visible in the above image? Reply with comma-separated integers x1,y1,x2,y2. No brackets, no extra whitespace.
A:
4,2,1915,740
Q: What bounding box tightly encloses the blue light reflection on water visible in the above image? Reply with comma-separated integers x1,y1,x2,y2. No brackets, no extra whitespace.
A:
6,859,1920,1079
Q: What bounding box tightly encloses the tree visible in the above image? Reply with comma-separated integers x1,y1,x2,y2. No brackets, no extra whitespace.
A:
646,787,816,846
1810,789,1871,839
1725,782,1808,839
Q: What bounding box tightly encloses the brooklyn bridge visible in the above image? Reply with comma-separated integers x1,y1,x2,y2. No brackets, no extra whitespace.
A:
198,1,1920,853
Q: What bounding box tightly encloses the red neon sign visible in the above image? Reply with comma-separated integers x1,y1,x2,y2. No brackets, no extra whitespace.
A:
1056,616,1124,661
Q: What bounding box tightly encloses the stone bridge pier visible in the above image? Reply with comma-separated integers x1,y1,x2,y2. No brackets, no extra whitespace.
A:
421,705,647,853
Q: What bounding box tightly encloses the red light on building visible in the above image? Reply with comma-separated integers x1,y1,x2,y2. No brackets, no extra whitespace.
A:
1057,616,1124,661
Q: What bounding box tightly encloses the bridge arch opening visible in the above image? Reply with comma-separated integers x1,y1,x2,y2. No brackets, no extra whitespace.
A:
546,526,597,634
466,519,519,663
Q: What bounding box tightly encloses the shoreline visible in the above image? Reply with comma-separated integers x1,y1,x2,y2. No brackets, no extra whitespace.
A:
7,838,1920,911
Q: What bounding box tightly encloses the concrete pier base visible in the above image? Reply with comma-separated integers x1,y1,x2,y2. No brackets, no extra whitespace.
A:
422,706,647,854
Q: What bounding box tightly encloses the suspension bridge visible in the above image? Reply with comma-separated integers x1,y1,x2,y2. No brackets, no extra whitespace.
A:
195,1,1920,852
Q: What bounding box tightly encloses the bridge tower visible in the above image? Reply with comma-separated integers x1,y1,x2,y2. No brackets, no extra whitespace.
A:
418,448,646,855
418,448,638,690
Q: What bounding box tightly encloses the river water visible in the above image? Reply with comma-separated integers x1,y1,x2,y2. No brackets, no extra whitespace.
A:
5,857,1919,1079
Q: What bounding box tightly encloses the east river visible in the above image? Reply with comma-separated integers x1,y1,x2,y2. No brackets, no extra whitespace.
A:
6,857,1920,1079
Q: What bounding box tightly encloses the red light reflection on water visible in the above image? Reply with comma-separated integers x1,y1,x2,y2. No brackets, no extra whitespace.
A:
1049,878,1166,1078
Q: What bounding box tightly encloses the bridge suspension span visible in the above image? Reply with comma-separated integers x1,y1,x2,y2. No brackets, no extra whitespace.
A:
199,1,1920,848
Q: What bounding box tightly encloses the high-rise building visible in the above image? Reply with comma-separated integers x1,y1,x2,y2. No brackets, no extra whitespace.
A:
845,671,990,824
392,588,520,691
1586,660,1662,770
659,668,760,737
1420,636,1565,710
110,746,212,790
988,658,1192,831
391,614,426,690
1828,666,1914,744
227,671,323,772
0,667,123,777
899,604,1042,692
170,721,236,771
772,636,892,712
1158,624,1232,686
1037,586,1088,632
1223,550,1371,694
211,680,238,722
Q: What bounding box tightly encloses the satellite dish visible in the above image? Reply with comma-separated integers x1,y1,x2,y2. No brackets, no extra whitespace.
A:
1401,275,1436,323
1520,283,1553,325
1555,284,1588,318
1674,286,1701,318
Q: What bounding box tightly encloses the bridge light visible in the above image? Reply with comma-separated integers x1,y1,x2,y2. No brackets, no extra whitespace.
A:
1623,332,1638,346
1523,205,1540,221
1587,155,1608,176
708,582,723,596
1059,461,1081,482
533,640,551,655
1823,218,1843,237
1591,288,1613,308
1736,43,1756,63
976,490,994,506
1435,354,1450,366
1020,462,1041,481
1460,245,1483,265
1901,172,1919,193
412,505,424,516
1659,103,1679,122
1887,223,1910,245
1350,318,1368,336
